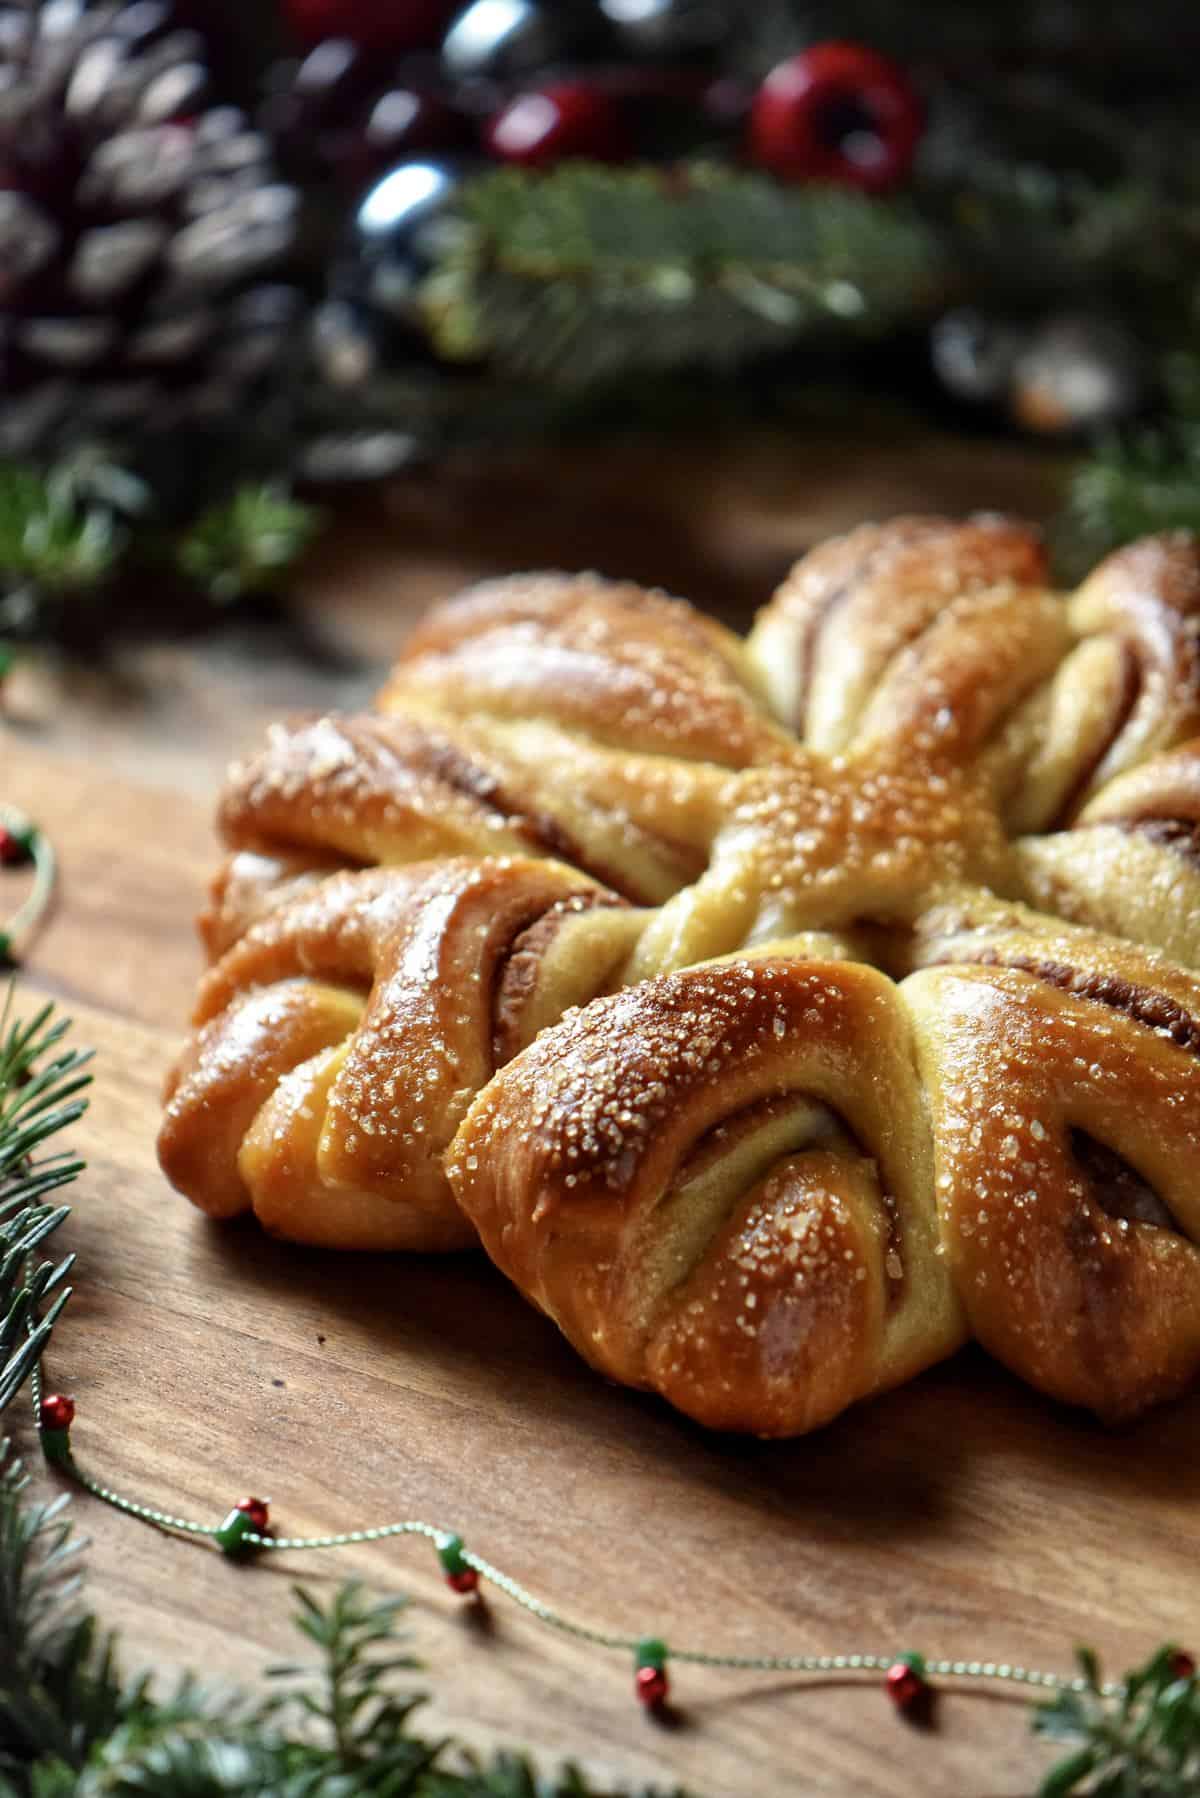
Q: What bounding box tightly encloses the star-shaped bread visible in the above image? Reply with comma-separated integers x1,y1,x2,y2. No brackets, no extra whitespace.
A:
160,517,1200,1434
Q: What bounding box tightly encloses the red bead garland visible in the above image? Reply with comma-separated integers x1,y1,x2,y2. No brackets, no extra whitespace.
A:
748,41,923,193
1169,1649,1196,1681
436,1533,481,1594
235,1496,270,1535
485,82,631,168
0,824,32,867
885,1654,929,1713
39,1392,76,1432
634,1636,670,1709
635,1663,669,1707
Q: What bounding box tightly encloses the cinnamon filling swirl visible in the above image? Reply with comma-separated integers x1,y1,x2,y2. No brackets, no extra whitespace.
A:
490,891,630,1068
1070,1130,1180,1234
672,1095,908,1303
1127,818,1200,867
939,950,1200,1056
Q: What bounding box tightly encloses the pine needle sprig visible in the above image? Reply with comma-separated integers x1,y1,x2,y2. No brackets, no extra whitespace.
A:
417,1758,689,1798
421,163,946,385
0,469,124,598
175,486,322,607
1034,1647,1200,1795
4,1575,693,1797
0,1449,131,1787
267,1582,432,1780
1062,425,1200,570
0,993,91,1415
1057,351,1200,573
0,996,93,1178
0,461,320,643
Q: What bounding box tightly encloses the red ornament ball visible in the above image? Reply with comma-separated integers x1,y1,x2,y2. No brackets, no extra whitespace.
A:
39,1393,76,1432
635,1664,669,1707
283,0,458,51
485,82,631,168
1169,1650,1196,1682
884,1659,926,1712
446,1567,479,1594
749,42,922,193
235,1496,270,1534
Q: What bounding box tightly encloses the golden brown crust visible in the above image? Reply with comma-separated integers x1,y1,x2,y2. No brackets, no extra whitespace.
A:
447,957,965,1436
744,515,1050,750
200,849,347,959
627,750,1019,981
167,516,1200,1434
219,713,554,867
1068,533,1200,797
213,707,729,925
160,979,365,1219
162,858,633,1248
904,962,1200,1420
380,571,789,768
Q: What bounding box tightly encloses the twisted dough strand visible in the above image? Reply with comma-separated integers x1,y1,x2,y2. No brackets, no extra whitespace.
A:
380,571,787,767
162,858,644,1249
906,955,1200,1420
447,955,965,1436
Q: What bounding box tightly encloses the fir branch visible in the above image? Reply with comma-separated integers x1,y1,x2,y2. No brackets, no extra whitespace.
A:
421,164,945,385
0,1552,693,1798
0,994,91,1415
1057,354,1200,571
1063,427,1200,565
0,469,122,639
267,1583,431,1778
0,457,151,642
1034,1647,1200,1795
0,1450,132,1786
419,1758,687,1798
175,487,323,606
0,461,320,639
0,470,123,595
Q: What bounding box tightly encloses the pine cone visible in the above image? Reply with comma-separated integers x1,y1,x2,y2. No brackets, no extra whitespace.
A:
0,0,300,459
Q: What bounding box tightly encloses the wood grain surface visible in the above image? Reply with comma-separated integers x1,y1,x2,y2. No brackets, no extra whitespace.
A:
6,438,1184,1798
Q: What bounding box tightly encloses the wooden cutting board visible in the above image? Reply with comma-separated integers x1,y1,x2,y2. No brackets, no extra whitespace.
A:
6,730,1198,1798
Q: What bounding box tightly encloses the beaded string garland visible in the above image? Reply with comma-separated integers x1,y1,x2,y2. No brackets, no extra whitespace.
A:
8,807,1195,1743
0,805,55,968
32,1363,1131,1720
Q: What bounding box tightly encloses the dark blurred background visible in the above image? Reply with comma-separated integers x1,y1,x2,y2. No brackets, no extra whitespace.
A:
2,0,1200,648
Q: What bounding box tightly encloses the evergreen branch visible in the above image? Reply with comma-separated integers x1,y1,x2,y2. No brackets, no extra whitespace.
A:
0,1540,693,1798
1034,1647,1200,1795
0,469,121,640
0,1450,132,1785
1064,426,1200,562
1054,350,1200,573
267,1582,429,1776
421,164,946,385
0,470,123,597
175,487,323,606
0,461,319,640
0,993,90,1417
